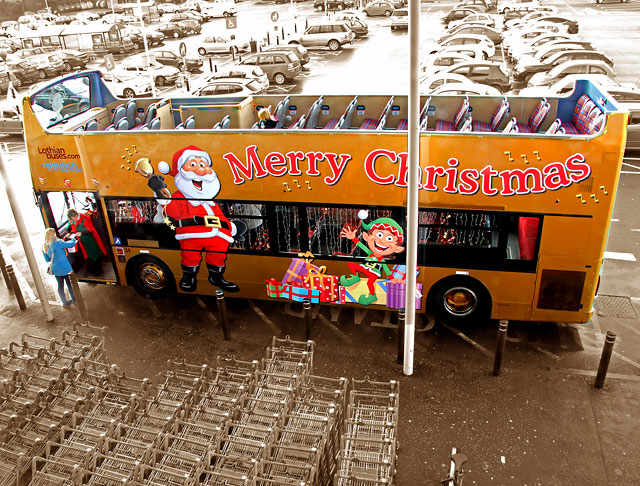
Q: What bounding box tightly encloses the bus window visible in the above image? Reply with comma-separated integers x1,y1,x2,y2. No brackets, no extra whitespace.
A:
275,205,301,254
106,198,178,250
226,203,270,253
31,75,91,128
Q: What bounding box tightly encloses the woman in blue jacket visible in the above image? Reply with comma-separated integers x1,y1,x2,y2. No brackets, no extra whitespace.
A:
43,228,77,307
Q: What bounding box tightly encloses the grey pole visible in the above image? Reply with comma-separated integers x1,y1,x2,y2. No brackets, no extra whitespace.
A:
303,298,312,341
403,0,420,376
137,0,157,97
216,290,231,340
594,331,617,389
493,319,508,376
0,247,10,290
0,149,54,321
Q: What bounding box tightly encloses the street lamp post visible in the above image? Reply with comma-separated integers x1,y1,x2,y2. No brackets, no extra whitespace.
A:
137,0,157,97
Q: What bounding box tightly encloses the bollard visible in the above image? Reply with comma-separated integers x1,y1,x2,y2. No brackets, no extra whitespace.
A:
492,319,508,376
69,273,88,322
397,308,405,364
216,290,231,340
594,331,617,389
0,248,10,290
6,265,26,310
281,26,284,38
267,32,270,45
294,23,297,33
303,298,312,341
208,56,213,73
305,18,308,29
276,35,280,45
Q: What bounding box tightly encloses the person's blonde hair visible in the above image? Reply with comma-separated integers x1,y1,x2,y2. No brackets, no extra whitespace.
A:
257,108,271,122
43,228,58,253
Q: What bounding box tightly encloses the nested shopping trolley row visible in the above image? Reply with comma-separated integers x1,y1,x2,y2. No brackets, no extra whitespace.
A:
1,332,399,485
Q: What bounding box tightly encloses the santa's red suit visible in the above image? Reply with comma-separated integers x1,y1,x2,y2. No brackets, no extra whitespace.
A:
163,191,233,267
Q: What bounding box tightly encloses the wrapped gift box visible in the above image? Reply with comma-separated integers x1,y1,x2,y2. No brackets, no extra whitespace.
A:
289,285,321,304
343,279,389,306
265,279,291,299
389,264,420,281
386,281,423,310
303,270,340,303
282,256,319,286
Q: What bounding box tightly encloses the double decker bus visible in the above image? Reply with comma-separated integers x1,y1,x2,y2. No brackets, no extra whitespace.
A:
23,71,627,325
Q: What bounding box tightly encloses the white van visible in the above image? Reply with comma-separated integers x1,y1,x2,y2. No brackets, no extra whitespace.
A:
200,0,237,18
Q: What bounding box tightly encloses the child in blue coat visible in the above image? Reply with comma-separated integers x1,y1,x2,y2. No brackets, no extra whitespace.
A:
43,228,77,307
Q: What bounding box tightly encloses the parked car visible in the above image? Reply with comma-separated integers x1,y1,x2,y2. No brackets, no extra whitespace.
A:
201,65,269,92
421,51,473,75
390,8,408,31
520,40,595,65
448,13,496,29
238,50,302,85
426,44,492,62
442,8,480,26
199,0,237,18
528,15,579,34
156,3,184,14
527,60,616,87
504,8,559,28
150,50,203,72
0,38,21,53
102,72,154,98
124,27,165,49
287,22,355,51
29,53,65,79
191,78,265,96
512,50,614,88
51,49,89,72
0,65,18,94
156,22,190,39
497,0,540,14
53,15,77,24
430,82,501,96
518,74,627,97
507,32,574,60
2,59,40,87
453,0,490,12
437,60,511,92
335,16,369,37
197,35,249,56
116,57,180,86
264,44,310,66
362,1,395,17
31,81,90,113
420,72,476,92
314,0,356,11
442,24,502,46
172,18,202,35
0,100,22,136
426,33,495,58
102,13,137,24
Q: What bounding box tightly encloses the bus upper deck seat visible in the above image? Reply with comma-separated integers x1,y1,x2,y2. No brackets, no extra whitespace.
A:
111,104,126,126
420,96,431,124
473,97,509,132
273,96,290,128
303,96,323,128
377,114,388,130
516,98,549,133
561,94,604,135
502,117,518,133
337,96,358,129
545,118,565,135
115,118,129,130
220,115,230,129
142,103,158,127
105,125,116,131
175,123,185,129
419,113,429,131
250,121,259,129
73,125,85,131
360,96,392,130
85,119,98,131
291,114,307,128
184,115,195,129
149,117,161,130
125,100,140,128
435,96,470,131
459,117,472,132
396,119,408,130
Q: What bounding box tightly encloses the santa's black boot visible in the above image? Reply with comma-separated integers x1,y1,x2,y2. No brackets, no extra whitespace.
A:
179,265,199,292
206,264,239,293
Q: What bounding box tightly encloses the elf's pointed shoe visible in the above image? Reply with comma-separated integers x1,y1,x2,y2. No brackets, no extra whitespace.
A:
340,274,361,287
179,265,199,292
206,264,239,293
358,293,378,306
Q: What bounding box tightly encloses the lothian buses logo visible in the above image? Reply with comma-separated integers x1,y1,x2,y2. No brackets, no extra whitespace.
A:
222,146,591,196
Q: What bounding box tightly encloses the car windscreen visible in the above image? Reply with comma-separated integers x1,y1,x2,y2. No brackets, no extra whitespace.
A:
31,75,91,128
246,80,262,92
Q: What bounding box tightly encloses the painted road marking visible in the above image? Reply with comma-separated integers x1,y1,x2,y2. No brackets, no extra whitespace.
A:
603,252,637,262
249,300,281,335
195,296,218,326
441,322,493,358
148,300,163,319
317,313,352,343
622,160,640,170
556,368,640,382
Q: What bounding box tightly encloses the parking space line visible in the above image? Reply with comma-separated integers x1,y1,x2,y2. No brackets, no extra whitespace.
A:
317,313,352,343
195,296,218,326
148,300,163,319
555,368,640,382
249,300,282,335
440,322,493,358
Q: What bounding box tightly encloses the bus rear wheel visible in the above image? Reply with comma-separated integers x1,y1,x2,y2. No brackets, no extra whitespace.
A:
429,277,491,327
127,255,176,300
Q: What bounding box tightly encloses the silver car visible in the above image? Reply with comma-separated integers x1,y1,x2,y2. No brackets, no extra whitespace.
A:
287,22,355,51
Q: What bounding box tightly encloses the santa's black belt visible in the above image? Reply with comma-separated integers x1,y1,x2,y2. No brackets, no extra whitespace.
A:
174,216,230,230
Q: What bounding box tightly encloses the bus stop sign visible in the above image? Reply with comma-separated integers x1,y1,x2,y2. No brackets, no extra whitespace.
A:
104,54,115,71
225,16,237,29
179,42,187,57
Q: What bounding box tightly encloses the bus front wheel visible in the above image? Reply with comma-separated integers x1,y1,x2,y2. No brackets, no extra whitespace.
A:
429,276,491,327
126,255,176,300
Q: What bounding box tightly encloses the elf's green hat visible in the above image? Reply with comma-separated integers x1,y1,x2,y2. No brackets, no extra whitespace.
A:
361,217,404,244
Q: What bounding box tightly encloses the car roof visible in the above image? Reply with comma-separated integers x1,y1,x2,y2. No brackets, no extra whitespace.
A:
547,60,614,75
431,82,500,95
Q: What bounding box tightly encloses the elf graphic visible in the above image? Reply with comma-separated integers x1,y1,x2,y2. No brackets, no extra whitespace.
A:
147,145,245,293
339,214,405,305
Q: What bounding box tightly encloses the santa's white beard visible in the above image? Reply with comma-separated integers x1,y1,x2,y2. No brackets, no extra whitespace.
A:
175,171,220,204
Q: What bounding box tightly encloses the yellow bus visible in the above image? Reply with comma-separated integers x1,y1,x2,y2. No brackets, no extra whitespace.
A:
23,71,627,325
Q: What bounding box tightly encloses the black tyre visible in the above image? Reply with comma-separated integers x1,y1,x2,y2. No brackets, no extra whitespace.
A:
132,41,141,49
38,69,47,79
315,5,324,10
328,39,340,51
63,61,72,72
274,72,286,85
198,47,206,56
230,46,238,55
428,276,491,327
384,9,391,16
173,31,180,38
13,77,23,88
177,62,185,71
126,255,176,300
79,103,89,111
156,76,166,86
123,88,135,98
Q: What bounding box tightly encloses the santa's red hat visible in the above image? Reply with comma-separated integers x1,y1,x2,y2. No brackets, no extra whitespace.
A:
158,145,212,176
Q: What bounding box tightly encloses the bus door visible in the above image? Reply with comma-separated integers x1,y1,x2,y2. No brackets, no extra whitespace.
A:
40,190,118,284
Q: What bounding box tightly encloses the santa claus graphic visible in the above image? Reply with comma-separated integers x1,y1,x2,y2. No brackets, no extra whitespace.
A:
148,145,244,293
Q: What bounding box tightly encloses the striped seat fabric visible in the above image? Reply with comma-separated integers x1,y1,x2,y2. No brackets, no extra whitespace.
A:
323,118,339,129
396,119,408,130
545,118,565,135
472,97,510,132
561,94,604,135
516,98,550,133
435,96,469,132
359,118,378,130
